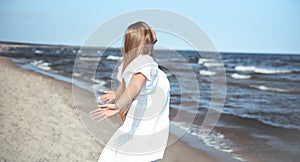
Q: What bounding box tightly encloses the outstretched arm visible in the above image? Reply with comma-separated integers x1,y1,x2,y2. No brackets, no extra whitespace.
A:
115,72,146,109
90,73,146,122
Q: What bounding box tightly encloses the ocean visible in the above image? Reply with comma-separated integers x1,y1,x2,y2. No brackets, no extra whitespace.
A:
1,45,300,161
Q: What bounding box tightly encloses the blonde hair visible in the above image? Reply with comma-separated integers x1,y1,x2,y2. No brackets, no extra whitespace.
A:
115,21,156,123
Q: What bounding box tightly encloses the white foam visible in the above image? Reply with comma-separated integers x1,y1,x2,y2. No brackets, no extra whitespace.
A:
199,70,216,76
34,50,44,54
171,121,190,132
198,58,218,64
30,60,51,71
231,73,251,79
91,78,106,85
250,85,289,93
171,121,238,155
166,73,173,77
78,57,100,61
91,78,108,92
204,62,224,67
72,72,82,77
235,66,292,74
92,84,109,92
198,58,204,64
107,55,122,61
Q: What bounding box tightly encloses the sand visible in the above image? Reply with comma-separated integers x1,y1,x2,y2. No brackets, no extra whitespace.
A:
0,57,102,161
0,56,236,162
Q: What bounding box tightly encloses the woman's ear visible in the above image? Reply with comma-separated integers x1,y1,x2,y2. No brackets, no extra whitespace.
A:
151,29,157,44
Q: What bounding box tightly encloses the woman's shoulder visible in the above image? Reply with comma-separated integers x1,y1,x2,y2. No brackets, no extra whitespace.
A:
133,55,156,65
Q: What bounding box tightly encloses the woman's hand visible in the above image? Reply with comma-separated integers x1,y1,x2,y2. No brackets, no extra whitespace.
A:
90,104,120,123
99,91,115,104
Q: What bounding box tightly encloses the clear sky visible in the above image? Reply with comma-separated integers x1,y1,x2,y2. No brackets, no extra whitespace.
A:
1,0,299,54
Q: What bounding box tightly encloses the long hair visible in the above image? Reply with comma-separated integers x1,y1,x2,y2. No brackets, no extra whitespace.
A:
115,21,156,123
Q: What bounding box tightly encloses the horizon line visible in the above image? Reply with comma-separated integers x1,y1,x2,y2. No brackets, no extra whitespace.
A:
0,40,299,56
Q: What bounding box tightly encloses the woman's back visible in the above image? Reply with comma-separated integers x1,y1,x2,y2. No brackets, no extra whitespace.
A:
98,55,170,162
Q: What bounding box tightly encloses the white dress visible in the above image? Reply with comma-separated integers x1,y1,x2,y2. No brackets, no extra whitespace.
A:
98,55,170,162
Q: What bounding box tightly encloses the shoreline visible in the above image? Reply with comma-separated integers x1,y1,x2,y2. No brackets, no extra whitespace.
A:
0,56,238,162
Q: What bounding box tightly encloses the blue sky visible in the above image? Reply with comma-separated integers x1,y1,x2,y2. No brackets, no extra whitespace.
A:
0,0,299,54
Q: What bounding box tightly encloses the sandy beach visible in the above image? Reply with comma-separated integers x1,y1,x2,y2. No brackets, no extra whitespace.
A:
0,56,237,162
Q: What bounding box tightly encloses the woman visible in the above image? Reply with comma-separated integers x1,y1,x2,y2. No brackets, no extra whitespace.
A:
90,21,170,162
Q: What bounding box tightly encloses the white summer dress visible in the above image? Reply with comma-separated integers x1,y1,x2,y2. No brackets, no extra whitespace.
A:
98,55,170,162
